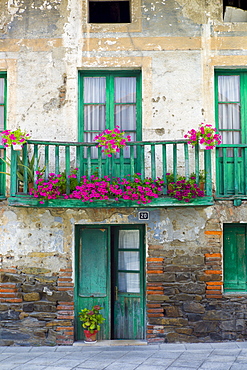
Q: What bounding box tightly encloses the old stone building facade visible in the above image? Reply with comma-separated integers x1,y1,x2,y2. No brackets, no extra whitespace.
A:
1,0,247,345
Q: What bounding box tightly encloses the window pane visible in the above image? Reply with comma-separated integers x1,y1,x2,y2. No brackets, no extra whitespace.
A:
84,77,106,103
0,79,4,104
218,104,240,131
115,77,136,103
118,272,140,293
115,105,136,130
119,230,139,249
84,105,105,131
118,251,139,270
221,131,241,145
218,75,240,102
0,107,4,131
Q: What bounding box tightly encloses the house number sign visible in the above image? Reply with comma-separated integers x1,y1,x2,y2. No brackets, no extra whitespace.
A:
138,211,149,220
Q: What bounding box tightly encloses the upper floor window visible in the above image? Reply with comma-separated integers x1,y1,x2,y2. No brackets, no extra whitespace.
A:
79,71,141,144
89,1,130,23
224,0,247,22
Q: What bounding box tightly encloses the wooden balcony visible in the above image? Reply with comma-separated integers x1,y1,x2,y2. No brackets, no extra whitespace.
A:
6,139,214,208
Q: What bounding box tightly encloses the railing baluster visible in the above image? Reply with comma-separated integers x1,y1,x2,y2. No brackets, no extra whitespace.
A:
98,148,102,178
195,144,200,183
184,143,189,180
151,144,156,179
87,147,91,178
130,145,135,177
10,148,17,196
173,144,177,181
204,149,212,196
120,149,124,179
22,144,28,193
223,147,227,195
162,144,167,194
76,145,82,180
44,145,49,180
65,145,70,194
33,144,39,188
55,145,60,174
234,147,239,195
140,144,145,180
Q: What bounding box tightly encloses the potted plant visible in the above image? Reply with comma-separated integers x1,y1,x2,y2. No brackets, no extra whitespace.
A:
190,170,206,190
1,128,30,150
94,126,131,157
0,153,42,192
184,123,221,149
78,305,105,343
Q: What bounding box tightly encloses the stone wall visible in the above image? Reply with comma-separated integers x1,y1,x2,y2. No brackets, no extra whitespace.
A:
147,222,247,343
0,266,74,346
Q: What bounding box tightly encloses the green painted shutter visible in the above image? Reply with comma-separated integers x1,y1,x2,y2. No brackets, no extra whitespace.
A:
224,224,247,291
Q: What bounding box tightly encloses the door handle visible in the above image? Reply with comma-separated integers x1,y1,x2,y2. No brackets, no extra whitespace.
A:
115,286,118,300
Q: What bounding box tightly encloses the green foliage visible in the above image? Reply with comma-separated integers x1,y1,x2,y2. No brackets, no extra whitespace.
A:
78,305,105,333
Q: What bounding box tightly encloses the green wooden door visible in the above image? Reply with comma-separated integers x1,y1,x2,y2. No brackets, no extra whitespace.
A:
75,227,111,340
215,71,247,196
111,226,145,339
75,225,145,341
224,224,247,292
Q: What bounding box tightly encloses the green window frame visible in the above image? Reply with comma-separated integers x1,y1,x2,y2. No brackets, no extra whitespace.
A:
0,72,7,198
215,69,247,147
224,223,247,292
78,70,142,143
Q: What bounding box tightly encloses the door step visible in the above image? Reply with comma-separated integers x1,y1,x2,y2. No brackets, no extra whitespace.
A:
74,340,148,346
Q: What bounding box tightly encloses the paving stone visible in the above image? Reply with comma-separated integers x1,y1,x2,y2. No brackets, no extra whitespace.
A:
150,351,183,359
141,357,175,367
171,359,203,368
104,363,139,370
135,366,168,370
199,361,233,370
185,343,213,350
204,355,238,362
229,364,247,370
12,366,47,370
159,343,186,351
75,360,113,369
209,342,240,349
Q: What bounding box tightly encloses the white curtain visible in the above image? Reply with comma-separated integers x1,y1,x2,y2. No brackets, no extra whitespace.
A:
118,230,140,293
218,75,241,145
83,76,136,158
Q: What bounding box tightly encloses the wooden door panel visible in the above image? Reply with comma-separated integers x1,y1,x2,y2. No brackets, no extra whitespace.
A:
112,227,144,340
114,297,143,339
77,227,110,340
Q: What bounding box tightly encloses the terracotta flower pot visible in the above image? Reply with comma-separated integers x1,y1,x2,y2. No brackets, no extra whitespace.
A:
199,182,205,191
84,329,98,343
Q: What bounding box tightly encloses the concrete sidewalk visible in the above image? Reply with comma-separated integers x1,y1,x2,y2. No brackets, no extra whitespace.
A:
0,341,247,370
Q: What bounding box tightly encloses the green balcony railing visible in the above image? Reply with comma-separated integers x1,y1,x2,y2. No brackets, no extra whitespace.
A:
7,139,213,207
